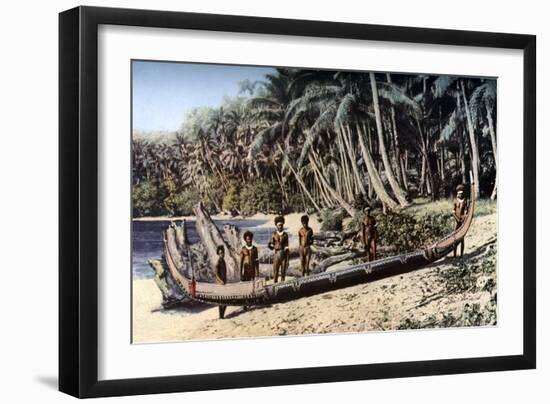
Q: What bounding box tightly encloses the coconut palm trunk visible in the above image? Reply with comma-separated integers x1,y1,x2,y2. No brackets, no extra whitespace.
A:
459,79,480,199
384,74,405,189
357,123,399,211
276,144,322,212
486,104,498,199
335,129,354,201
369,72,409,207
341,124,367,196
308,154,356,216
401,152,408,190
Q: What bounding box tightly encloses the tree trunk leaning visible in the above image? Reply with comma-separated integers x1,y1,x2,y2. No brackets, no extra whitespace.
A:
460,80,480,199
369,72,409,207
486,104,498,200
357,123,399,211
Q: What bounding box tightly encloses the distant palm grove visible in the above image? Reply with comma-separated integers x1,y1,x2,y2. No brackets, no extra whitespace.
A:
132,67,497,218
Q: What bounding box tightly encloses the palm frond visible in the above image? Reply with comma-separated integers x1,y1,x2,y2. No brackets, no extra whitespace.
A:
469,80,497,124
250,107,283,123
247,97,281,110
334,93,357,127
440,108,464,141
296,103,338,168
247,122,283,159
432,76,457,98
378,82,422,119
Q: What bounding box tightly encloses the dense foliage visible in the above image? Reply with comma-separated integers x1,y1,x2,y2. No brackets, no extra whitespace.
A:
347,210,453,253
132,68,497,217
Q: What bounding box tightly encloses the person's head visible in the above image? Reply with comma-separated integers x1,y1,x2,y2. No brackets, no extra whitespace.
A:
275,216,285,231
364,206,371,215
243,230,254,246
456,184,465,198
301,215,309,226
216,245,225,258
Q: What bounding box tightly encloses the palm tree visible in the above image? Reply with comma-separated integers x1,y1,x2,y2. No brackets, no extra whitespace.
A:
432,76,482,198
369,72,409,207
469,80,497,199
289,81,398,212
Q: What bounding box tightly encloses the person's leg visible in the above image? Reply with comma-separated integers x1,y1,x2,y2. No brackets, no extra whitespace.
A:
453,221,461,257
272,255,280,283
299,247,306,276
371,239,377,261
366,237,372,261
305,248,311,276
460,239,465,257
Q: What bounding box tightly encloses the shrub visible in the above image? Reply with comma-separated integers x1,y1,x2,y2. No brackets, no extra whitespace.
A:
286,191,315,214
319,208,345,231
132,180,162,217
222,183,240,213
346,209,453,254
163,188,200,216
239,179,283,216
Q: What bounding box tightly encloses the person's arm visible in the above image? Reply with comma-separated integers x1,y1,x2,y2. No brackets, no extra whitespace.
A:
239,249,245,280
453,201,460,222
307,228,314,246
254,247,260,278
215,261,225,285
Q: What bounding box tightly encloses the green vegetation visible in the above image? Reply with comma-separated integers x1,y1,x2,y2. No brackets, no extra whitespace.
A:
132,68,498,217
347,208,454,254
397,243,497,329
319,208,346,231
132,178,200,217
238,179,283,216
404,197,497,218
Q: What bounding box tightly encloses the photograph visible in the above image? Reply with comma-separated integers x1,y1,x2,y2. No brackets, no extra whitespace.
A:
130,60,498,343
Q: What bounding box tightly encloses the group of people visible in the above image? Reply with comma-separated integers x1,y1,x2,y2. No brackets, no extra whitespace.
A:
212,214,314,318
212,184,468,318
214,215,315,288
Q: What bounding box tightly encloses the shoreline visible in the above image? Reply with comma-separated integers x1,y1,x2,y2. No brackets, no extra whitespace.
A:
133,212,322,234
132,213,497,343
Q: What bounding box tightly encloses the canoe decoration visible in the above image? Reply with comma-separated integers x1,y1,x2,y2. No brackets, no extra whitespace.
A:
162,178,475,307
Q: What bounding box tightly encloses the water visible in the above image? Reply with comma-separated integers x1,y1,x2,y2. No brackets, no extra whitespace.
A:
132,218,292,279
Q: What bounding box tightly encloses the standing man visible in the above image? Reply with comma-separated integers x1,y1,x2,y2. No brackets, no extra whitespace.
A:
269,216,289,283
298,215,314,276
453,184,468,257
361,206,377,261
215,245,228,319
239,231,259,281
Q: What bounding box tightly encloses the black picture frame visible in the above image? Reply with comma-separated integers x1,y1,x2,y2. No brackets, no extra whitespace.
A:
59,5,536,398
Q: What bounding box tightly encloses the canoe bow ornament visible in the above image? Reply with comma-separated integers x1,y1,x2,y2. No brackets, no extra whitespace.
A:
162,174,475,306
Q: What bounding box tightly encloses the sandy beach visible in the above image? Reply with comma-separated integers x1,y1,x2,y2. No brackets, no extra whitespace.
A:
132,212,497,343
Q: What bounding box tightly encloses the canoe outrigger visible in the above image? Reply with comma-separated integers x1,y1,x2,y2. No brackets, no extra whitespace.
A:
162,178,475,307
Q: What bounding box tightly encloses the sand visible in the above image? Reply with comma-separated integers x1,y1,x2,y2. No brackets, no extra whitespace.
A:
132,213,497,344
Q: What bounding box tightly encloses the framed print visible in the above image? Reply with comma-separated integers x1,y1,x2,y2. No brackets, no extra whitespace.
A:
59,6,536,398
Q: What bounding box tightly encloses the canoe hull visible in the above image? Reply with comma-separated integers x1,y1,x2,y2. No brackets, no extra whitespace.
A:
163,176,474,306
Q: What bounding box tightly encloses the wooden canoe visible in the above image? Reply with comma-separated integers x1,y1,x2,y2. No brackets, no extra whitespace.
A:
163,178,475,307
